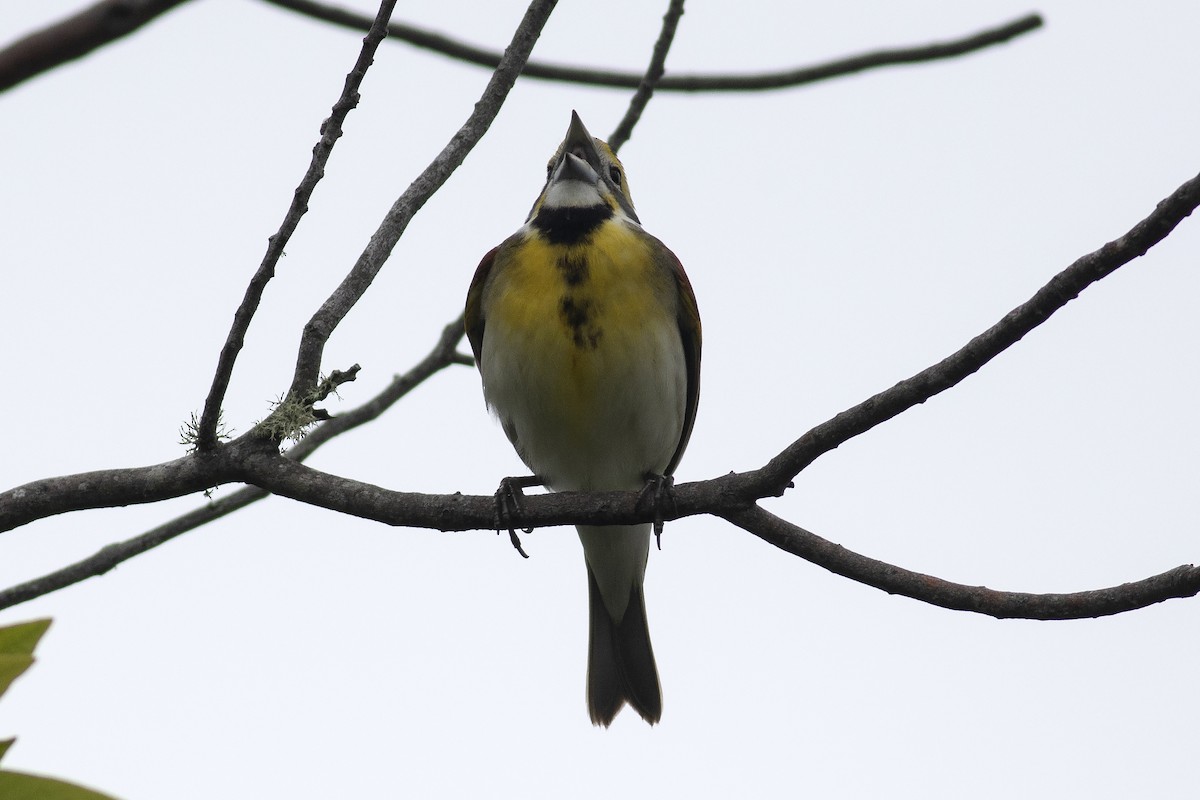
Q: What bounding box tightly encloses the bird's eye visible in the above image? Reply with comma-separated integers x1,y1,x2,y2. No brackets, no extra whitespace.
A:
609,166,622,184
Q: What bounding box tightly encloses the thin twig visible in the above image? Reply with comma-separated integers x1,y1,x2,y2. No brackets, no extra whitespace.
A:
0,486,268,612
0,0,189,93
723,504,1200,619
286,0,559,401
0,4,1042,97
195,0,397,450
607,0,686,153
0,316,467,611
263,0,1043,93
728,168,1200,499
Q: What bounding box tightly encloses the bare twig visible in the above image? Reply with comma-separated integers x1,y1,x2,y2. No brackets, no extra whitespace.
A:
1,4,1042,97
263,0,1042,93
0,486,267,611
196,0,397,450
723,504,1200,619
286,0,559,401
728,168,1200,500
0,316,467,611
0,0,189,92
305,314,468,437
607,0,686,153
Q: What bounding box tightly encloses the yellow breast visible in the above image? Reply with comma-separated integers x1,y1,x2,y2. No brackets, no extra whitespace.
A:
490,222,665,352
479,220,686,490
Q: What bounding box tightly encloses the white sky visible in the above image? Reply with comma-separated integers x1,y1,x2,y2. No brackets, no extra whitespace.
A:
2,2,1199,798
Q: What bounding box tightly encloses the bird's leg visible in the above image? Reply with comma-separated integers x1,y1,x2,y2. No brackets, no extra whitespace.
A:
494,475,543,559
637,473,677,550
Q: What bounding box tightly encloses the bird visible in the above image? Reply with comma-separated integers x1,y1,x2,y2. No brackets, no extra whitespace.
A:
464,111,701,726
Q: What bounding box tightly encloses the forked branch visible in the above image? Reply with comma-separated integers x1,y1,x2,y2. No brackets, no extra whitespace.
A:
196,0,398,450
286,0,559,400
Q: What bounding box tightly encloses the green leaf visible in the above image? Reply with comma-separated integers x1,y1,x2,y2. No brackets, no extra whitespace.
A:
0,770,121,800
0,621,120,798
0,655,35,699
0,620,52,700
0,620,52,656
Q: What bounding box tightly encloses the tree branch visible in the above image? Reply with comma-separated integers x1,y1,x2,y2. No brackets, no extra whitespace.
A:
180,444,1200,622
0,0,188,92
1,3,1195,626
195,0,397,450
723,504,1200,619
0,316,468,610
1,3,1041,98
286,0,559,401
0,484,267,612
223,170,1200,540
263,0,1043,93
3,170,1196,564
607,0,685,153
0,449,249,533
728,168,1200,499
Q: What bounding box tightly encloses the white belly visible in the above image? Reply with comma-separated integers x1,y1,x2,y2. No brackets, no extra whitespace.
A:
481,313,686,492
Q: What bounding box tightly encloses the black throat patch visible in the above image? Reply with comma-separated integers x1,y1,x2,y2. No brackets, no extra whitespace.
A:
533,205,613,245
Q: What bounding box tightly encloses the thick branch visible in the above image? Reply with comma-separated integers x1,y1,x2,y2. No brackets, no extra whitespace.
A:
607,0,685,153
724,505,1200,619
263,1,1042,93
0,449,248,533
0,0,188,92
191,453,1200,622
196,0,397,450
287,0,558,400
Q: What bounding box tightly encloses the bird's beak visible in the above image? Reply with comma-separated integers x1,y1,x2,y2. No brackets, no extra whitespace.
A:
563,111,599,161
552,110,604,183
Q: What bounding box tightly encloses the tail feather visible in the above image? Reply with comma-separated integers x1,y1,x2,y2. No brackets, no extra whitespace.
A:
585,565,662,726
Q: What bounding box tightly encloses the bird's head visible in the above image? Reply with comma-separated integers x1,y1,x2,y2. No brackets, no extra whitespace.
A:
527,111,640,226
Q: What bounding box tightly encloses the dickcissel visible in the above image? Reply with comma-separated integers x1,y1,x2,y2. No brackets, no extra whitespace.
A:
465,112,701,726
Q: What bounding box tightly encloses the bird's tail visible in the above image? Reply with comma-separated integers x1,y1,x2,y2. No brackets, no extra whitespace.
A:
579,523,661,726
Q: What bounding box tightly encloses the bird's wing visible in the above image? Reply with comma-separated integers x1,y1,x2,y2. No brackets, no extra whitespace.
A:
662,246,702,478
464,245,500,367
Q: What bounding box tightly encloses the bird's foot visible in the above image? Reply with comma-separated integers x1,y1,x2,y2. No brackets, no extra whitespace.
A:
637,472,677,550
494,475,542,559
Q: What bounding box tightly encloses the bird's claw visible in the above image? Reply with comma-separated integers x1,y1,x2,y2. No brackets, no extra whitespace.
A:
494,475,542,559
637,473,677,550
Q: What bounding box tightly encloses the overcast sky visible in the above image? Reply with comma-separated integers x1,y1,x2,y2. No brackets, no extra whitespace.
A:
3,2,1199,798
